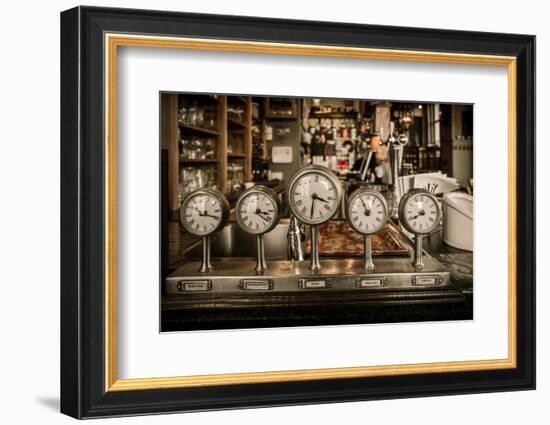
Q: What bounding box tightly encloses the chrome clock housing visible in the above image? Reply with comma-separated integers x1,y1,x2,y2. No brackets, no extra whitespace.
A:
288,165,343,225
235,186,281,235
398,188,441,235
180,187,230,237
347,188,388,235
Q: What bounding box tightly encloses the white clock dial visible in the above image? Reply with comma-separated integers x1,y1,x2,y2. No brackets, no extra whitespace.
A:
348,189,388,234
288,166,342,225
236,187,280,235
399,190,441,235
180,188,229,236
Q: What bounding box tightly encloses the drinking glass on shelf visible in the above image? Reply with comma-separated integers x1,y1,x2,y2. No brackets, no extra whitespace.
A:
181,168,195,196
198,168,207,187
204,138,216,159
206,168,218,188
180,138,191,160
178,105,188,124
187,103,198,126
188,138,198,159
192,138,205,160
196,108,204,127
181,166,218,197
204,106,217,129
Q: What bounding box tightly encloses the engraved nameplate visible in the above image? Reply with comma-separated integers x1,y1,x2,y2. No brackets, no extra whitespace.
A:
240,279,273,291
299,279,331,289
412,275,442,286
176,280,212,292
356,277,385,288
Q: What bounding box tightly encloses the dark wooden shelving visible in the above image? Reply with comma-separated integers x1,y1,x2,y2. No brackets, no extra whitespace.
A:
227,117,247,128
311,111,358,119
264,113,296,120
178,124,219,136
179,158,219,164
164,94,253,217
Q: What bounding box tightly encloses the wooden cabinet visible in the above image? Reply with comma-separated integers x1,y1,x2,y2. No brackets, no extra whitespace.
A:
264,97,297,119
160,93,253,214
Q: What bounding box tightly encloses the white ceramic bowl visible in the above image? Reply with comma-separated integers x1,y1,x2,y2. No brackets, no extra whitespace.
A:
443,191,473,251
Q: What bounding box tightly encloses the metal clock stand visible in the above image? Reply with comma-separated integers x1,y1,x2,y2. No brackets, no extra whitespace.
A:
255,234,267,272
310,224,321,271
199,236,213,273
363,234,374,272
413,234,424,271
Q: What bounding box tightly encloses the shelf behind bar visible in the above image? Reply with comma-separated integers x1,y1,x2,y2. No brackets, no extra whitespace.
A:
312,111,359,119
180,158,219,164
179,123,220,136
227,117,247,128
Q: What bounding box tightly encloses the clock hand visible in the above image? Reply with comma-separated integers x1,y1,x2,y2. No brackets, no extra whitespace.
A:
200,210,220,219
409,210,426,220
254,212,270,223
360,198,371,216
315,196,329,203
310,198,315,219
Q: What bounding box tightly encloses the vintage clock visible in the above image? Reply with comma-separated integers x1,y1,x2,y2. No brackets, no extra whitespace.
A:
398,188,441,270
180,187,229,272
288,165,343,270
347,187,389,271
235,186,281,272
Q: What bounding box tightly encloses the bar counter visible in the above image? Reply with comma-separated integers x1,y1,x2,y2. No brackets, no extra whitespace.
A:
161,219,472,332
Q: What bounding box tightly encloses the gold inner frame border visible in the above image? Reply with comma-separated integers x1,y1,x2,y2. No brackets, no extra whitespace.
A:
104,33,517,392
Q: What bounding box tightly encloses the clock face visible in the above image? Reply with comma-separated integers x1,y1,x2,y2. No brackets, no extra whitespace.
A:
236,188,279,234
289,166,342,225
181,190,226,236
400,191,440,234
348,189,388,234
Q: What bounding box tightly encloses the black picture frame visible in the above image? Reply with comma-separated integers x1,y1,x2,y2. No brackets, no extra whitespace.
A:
61,5,535,419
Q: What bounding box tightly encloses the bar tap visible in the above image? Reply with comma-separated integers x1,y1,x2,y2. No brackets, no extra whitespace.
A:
287,215,305,261
388,122,408,219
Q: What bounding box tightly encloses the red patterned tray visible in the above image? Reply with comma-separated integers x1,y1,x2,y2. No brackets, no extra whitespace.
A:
305,220,410,257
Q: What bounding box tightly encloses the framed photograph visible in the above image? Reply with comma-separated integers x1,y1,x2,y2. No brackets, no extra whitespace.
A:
61,6,535,419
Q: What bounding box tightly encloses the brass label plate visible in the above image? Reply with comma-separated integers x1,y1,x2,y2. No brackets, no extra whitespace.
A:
240,280,273,291
177,280,212,292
